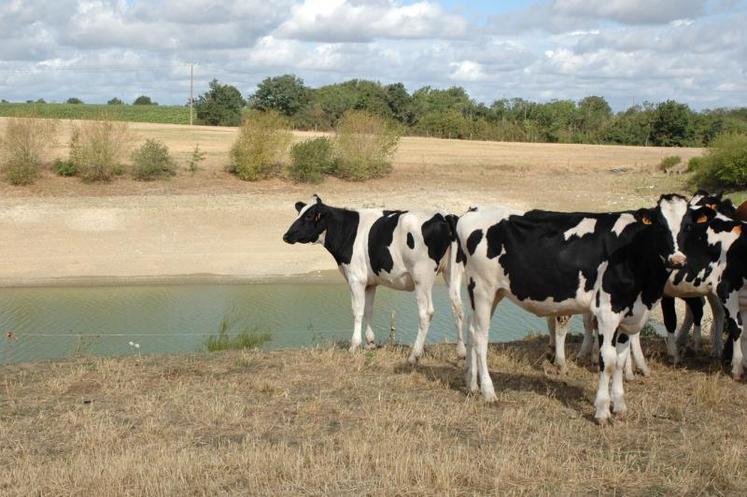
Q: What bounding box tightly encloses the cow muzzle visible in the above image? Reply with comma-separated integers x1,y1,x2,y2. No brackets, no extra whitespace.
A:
282,232,296,244
666,252,687,269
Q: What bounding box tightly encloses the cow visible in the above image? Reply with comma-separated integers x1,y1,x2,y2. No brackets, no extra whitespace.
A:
672,201,747,379
282,195,465,363
456,195,705,424
661,191,739,362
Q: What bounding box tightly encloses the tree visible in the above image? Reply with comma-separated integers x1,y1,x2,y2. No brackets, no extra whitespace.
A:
107,97,124,105
195,79,246,126
250,74,310,117
133,95,157,105
66,97,83,104
576,96,612,142
651,100,694,147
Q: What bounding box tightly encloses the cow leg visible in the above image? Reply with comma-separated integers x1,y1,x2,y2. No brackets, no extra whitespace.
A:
408,280,435,364
721,292,743,379
689,297,704,351
661,296,680,365
472,283,500,402
577,313,595,362
547,316,570,374
623,344,634,381
443,260,466,358
465,315,478,393
594,314,621,425
364,286,377,349
675,301,695,348
629,333,651,377
708,293,725,359
612,333,631,417
348,282,366,353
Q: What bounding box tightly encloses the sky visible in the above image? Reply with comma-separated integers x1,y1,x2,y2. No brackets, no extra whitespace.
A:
0,0,745,110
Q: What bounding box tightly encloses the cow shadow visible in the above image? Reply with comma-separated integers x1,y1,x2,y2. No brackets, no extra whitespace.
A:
394,344,589,414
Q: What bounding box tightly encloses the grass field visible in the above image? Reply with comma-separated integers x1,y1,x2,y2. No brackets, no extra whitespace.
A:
0,103,190,124
2,340,746,496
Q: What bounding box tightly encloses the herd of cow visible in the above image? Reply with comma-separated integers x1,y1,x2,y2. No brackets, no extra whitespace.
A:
282,191,747,424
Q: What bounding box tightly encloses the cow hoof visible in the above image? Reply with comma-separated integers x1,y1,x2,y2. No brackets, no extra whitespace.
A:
456,342,467,359
624,371,635,382
348,345,360,354
365,341,376,350
639,368,652,378
407,354,419,365
614,409,627,420
595,415,610,427
482,393,498,404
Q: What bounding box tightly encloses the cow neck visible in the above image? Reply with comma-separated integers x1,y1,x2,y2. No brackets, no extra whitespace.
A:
322,206,359,266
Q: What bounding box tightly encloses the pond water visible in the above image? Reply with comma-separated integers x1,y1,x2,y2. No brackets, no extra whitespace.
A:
0,282,586,364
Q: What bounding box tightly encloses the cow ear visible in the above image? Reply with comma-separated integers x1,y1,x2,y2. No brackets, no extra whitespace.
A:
294,201,306,213
693,206,716,224
635,208,654,225
312,194,322,205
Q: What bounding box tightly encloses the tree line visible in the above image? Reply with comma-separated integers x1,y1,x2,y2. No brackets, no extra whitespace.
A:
193,75,747,148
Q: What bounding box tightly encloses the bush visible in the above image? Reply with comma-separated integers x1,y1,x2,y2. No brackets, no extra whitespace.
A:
658,155,681,171
66,97,83,104
54,159,77,177
288,137,335,183
334,110,400,181
186,144,206,175
131,139,177,181
69,118,131,182
133,95,156,105
0,117,59,185
688,156,703,172
692,133,747,189
229,110,291,181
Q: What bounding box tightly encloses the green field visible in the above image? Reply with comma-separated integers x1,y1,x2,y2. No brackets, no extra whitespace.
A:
0,103,190,125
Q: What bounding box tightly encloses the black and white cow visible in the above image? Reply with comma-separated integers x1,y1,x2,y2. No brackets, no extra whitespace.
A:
672,204,747,379
661,191,740,361
456,195,704,424
282,195,465,363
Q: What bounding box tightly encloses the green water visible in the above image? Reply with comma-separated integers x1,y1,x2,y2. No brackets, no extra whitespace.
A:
0,282,584,364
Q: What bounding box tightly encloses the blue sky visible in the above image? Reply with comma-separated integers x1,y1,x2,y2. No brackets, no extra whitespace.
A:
1,0,745,110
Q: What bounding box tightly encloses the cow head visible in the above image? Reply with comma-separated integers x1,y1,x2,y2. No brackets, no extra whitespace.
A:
283,195,329,244
636,194,714,270
690,189,736,218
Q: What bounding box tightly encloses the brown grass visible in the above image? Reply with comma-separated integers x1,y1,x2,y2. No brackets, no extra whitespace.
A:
2,339,746,496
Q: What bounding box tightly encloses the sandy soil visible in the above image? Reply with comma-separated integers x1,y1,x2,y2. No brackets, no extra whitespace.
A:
0,119,700,285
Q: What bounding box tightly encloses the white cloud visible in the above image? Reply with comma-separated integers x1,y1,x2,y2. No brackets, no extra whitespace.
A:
277,0,467,42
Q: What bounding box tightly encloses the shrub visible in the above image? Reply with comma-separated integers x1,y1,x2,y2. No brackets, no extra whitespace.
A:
107,98,124,105
69,118,131,182
688,156,703,172
692,133,747,189
66,97,83,104
288,137,335,183
658,155,681,171
0,117,59,185
131,139,177,180
133,95,156,105
186,144,207,175
54,159,77,177
229,110,291,181
205,320,271,352
334,110,400,181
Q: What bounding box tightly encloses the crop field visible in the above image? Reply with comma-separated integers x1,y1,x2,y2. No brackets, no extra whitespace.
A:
0,102,190,124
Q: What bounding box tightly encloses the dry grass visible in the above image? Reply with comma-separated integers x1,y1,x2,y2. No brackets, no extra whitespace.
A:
2,339,746,496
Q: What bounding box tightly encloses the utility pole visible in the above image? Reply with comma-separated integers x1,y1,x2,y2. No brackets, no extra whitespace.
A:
189,63,194,126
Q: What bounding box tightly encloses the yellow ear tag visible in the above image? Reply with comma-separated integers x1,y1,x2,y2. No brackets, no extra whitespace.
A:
733,225,742,235
642,216,652,225
696,215,708,224
706,203,717,211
